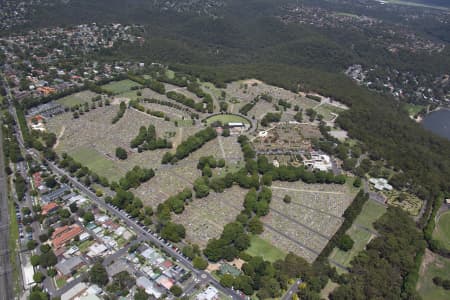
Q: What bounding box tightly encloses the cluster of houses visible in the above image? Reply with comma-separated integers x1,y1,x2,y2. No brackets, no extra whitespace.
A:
129,243,188,298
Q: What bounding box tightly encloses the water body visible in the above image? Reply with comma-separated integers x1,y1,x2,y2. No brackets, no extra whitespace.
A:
422,109,450,140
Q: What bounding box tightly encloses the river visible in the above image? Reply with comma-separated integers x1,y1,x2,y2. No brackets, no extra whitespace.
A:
422,108,450,140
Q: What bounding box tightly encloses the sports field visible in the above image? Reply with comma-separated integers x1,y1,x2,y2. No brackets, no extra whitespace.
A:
433,211,450,251
417,250,450,300
245,235,286,263
205,114,250,125
101,79,141,94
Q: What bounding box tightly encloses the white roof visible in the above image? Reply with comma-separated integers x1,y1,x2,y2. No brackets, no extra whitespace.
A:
61,282,88,300
197,286,219,300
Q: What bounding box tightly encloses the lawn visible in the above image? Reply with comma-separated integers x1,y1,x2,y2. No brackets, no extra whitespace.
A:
329,226,372,271
329,200,386,270
69,146,122,181
56,90,99,108
403,103,425,117
353,200,386,231
205,114,250,126
56,277,67,288
433,211,450,251
245,235,286,263
165,69,175,79
101,79,141,94
418,251,450,300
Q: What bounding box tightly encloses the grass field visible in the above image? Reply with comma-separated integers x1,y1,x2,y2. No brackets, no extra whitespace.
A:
315,104,344,121
353,200,387,231
8,192,20,295
433,211,450,251
329,227,372,271
329,200,386,270
205,114,250,125
69,146,122,181
245,235,286,263
56,90,99,108
418,251,450,300
404,103,425,117
165,69,175,79
101,79,141,94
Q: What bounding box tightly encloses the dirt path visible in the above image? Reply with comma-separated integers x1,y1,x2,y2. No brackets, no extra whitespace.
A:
217,136,226,159
53,125,65,149
173,127,184,148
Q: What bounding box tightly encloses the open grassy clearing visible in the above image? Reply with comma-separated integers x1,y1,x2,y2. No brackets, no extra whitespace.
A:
329,226,372,270
433,211,450,251
165,69,175,79
117,90,139,101
315,104,345,121
404,103,425,117
69,146,122,181
101,79,141,94
205,114,250,126
201,82,223,99
353,200,387,231
417,250,450,300
56,90,100,108
245,235,286,262
328,200,386,270
172,186,248,248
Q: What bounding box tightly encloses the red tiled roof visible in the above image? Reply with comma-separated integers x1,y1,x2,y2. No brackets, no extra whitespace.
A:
52,225,83,249
42,202,59,215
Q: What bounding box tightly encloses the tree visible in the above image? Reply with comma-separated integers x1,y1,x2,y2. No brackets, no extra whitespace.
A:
89,263,109,286
30,255,41,267
283,194,292,203
115,147,128,160
39,251,57,268
33,271,45,283
353,177,362,188
83,211,95,223
248,217,264,234
221,274,235,288
170,285,183,297
337,234,354,252
47,268,57,277
27,240,38,250
222,128,230,137
193,256,208,270
69,202,78,213
160,222,186,242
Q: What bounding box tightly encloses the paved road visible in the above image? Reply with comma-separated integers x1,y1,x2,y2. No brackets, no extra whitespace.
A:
0,118,14,300
281,279,302,300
